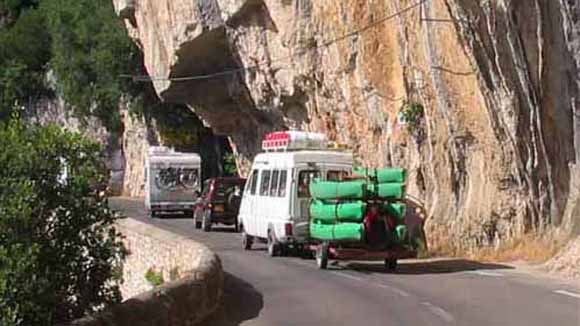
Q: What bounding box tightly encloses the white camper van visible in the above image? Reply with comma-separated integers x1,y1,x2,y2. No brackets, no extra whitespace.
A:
238,131,353,256
144,146,201,217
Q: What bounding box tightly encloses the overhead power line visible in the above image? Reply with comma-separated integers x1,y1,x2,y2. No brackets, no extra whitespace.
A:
121,0,427,83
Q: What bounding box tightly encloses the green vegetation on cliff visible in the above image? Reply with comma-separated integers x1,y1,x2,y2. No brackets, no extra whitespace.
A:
0,0,142,128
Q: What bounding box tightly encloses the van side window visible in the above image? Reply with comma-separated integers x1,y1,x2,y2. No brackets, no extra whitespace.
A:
249,170,259,195
327,170,348,181
269,170,279,197
298,170,320,198
278,170,287,197
260,170,271,196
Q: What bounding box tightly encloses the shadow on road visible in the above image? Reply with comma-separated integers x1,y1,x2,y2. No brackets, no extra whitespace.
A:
198,272,264,326
344,259,514,275
208,226,238,233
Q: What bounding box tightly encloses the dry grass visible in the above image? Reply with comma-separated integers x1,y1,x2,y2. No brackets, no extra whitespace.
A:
468,234,564,264
427,233,565,264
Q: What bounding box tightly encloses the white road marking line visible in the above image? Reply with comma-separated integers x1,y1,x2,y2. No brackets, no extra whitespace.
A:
331,271,362,282
554,290,580,299
376,283,411,297
421,302,455,323
464,270,503,277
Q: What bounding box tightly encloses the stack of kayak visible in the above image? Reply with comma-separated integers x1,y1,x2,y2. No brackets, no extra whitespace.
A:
308,167,408,243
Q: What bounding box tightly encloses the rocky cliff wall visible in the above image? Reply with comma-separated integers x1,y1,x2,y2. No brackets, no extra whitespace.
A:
115,0,580,251
23,97,160,196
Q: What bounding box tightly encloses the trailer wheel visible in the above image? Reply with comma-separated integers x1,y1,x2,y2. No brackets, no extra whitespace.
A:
385,258,398,272
202,210,212,232
316,243,329,269
193,210,201,229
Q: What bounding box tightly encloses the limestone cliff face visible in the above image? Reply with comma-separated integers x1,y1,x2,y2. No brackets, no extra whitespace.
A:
114,0,580,250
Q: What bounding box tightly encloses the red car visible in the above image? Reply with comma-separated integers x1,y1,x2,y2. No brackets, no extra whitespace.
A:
193,177,246,232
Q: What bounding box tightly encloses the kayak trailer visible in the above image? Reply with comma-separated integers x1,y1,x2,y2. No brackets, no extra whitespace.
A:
309,242,417,270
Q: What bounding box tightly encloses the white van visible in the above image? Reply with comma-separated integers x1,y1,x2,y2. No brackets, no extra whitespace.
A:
238,131,353,256
144,146,201,217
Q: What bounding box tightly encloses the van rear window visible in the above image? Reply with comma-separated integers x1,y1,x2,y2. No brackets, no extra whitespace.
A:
327,170,349,181
298,170,320,198
260,170,271,196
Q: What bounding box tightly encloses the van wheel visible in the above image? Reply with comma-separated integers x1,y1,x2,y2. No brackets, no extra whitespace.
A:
241,226,253,250
202,211,212,232
316,242,329,269
267,230,280,257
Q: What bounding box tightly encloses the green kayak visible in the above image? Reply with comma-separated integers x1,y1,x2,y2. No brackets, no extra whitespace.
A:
310,200,366,223
310,180,366,200
309,222,364,241
353,167,406,183
367,183,405,199
382,202,406,221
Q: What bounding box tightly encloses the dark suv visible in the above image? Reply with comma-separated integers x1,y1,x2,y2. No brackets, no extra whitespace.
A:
193,177,246,232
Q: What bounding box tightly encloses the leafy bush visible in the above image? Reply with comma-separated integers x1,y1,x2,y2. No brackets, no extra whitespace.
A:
223,152,238,176
399,102,424,133
0,119,126,325
144,268,164,287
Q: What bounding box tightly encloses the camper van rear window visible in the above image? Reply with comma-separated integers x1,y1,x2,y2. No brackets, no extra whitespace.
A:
154,167,199,190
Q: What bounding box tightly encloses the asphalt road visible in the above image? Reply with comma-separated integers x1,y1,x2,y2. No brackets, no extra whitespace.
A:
110,198,580,326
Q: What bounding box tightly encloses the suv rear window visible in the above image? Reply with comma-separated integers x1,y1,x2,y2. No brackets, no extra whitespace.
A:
249,170,258,195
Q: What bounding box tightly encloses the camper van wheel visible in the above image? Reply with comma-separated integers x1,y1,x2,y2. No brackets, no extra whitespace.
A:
267,230,280,257
316,242,329,269
385,258,398,272
202,211,212,232
193,211,202,229
241,226,253,250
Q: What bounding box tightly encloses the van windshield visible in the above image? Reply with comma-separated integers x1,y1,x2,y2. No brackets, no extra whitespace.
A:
297,170,320,198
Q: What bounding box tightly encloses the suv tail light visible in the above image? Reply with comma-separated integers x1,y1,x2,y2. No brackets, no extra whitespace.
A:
285,223,293,236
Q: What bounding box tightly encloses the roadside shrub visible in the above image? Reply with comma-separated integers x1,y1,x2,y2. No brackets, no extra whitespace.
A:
145,268,164,287
0,119,126,325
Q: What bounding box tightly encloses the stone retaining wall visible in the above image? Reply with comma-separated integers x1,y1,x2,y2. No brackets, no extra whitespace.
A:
66,218,223,326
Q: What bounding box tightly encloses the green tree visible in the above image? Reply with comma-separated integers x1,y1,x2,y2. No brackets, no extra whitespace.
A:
43,0,143,130
0,119,126,325
0,8,51,119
